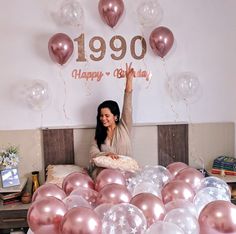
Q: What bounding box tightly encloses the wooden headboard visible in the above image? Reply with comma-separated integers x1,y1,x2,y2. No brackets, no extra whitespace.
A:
41,123,235,178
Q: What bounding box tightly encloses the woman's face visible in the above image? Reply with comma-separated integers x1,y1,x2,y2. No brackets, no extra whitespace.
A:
100,108,116,127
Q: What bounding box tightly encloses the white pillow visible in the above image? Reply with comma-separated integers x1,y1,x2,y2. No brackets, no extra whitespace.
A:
46,164,86,187
93,155,139,172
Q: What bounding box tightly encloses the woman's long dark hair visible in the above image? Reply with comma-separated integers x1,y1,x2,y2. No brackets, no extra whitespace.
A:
95,100,120,150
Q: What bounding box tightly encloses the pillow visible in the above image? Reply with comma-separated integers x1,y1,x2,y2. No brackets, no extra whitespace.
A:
46,164,86,187
93,155,140,172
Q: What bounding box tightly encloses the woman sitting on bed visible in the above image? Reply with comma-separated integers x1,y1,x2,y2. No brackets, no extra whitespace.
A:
88,62,135,178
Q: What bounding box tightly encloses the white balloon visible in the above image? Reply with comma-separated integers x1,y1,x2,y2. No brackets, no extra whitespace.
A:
175,72,200,100
136,0,163,27
26,80,51,111
164,208,199,234
193,187,231,216
145,221,184,234
60,0,84,27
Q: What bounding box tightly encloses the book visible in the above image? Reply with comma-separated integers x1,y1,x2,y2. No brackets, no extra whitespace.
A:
0,177,27,193
0,191,22,200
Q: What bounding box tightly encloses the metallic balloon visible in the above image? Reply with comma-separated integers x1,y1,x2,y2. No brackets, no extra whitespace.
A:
98,0,124,28
62,172,95,195
48,33,74,65
60,207,102,234
32,183,66,202
167,162,189,177
130,192,166,227
95,168,126,191
198,200,236,234
149,26,174,58
27,196,67,233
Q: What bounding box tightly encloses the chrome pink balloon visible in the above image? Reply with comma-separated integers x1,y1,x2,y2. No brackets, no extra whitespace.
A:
149,26,174,58
62,172,95,195
32,183,66,202
70,187,98,207
27,196,67,233
95,168,126,191
167,162,189,176
130,192,166,227
48,33,74,65
98,0,124,28
60,207,102,234
161,180,195,204
175,167,204,191
96,183,132,205
198,200,236,234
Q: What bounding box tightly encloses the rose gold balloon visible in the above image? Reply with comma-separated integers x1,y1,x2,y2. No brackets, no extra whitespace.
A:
27,196,67,233
130,193,166,227
48,33,74,65
62,172,95,195
60,207,102,234
149,26,174,58
161,180,195,204
70,187,98,207
175,167,204,191
95,168,126,191
96,183,132,205
32,183,66,202
98,0,124,28
167,162,189,176
198,200,236,234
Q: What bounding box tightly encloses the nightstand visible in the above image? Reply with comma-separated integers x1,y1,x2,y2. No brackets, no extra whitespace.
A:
0,202,30,234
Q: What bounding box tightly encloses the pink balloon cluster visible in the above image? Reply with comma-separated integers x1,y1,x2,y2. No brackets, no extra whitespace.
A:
27,165,236,234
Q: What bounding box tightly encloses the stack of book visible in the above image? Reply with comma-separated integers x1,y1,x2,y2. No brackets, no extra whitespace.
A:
211,156,236,176
0,177,27,205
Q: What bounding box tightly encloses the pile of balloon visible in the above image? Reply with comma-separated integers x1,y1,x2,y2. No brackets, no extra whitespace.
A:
27,162,236,234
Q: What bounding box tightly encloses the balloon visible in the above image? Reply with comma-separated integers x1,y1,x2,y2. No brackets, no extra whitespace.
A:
198,200,236,234
98,0,124,28
62,172,95,195
175,72,200,101
48,33,74,65
166,162,189,177
96,183,132,205
27,196,67,233
94,203,113,219
161,180,195,204
193,187,231,216
199,176,231,198
149,26,174,58
59,0,84,27
146,221,184,234
165,199,198,218
132,181,162,198
136,0,163,27
70,187,98,207
63,194,91,210
130,192,166,227
60,207,102,234
32,183,66,202
175,167,204,192
95,168,126,191
26,80,51,111
102,203,147,233
164,208,200,234
138,165,173,188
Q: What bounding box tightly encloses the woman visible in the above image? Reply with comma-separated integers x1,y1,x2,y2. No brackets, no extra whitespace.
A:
89,63,135,177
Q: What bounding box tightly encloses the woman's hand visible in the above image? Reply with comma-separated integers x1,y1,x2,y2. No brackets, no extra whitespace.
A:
105,152,119,160
125,62,135,92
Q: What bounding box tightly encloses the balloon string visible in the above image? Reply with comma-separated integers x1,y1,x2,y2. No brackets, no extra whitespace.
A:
162,58,179,121
40,112,43,128
59,67,70,120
